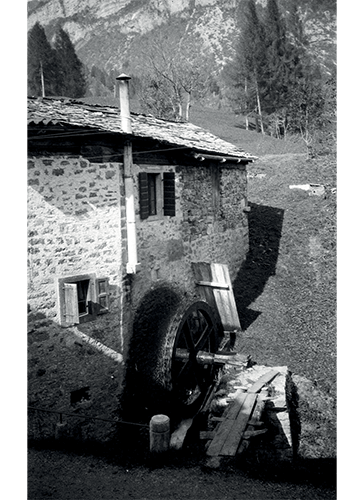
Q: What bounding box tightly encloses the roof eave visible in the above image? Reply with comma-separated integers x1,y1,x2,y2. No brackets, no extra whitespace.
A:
193,152,257,164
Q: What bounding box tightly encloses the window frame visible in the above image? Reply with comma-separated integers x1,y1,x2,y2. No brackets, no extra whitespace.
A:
58,274,110,327
139,169,175,220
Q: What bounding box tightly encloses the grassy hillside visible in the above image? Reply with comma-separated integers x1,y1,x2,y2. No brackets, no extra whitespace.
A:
181,103,336,458
189,105,306,156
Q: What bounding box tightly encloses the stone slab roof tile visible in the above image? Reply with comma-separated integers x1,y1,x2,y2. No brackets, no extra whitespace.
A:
28,97,257,161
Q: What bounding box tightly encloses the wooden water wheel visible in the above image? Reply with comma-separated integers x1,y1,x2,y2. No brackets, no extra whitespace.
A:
163,301,222,411
129,296,223,418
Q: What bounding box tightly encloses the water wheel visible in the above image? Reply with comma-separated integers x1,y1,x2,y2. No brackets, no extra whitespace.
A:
163,300,222,412
128,294,223,419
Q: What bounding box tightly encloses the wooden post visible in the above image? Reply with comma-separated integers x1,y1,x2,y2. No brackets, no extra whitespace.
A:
149,415,170,454
55,422,68,440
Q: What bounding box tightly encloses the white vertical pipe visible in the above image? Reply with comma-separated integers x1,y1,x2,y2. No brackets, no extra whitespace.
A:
116,74,139,274
124,142,139,274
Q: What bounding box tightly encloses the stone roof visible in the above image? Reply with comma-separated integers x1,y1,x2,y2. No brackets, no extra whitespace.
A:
27,97,257,162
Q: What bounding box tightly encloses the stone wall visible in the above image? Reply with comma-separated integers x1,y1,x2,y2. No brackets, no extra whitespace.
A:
28,156,126,441
27,152,250,441
124,160,249,339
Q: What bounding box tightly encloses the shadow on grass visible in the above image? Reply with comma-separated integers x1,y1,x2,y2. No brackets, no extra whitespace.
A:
233,203,285,330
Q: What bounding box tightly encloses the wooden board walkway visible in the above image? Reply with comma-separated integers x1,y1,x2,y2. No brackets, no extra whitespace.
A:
205,370,279,458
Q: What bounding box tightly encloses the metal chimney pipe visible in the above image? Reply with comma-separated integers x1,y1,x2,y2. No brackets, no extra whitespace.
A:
116,73,132,133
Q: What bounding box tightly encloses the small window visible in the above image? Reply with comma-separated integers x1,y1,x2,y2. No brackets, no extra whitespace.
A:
139,171,175,220
58,274,110,326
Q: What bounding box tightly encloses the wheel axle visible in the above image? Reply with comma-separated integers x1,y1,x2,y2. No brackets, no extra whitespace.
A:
175,348,237,366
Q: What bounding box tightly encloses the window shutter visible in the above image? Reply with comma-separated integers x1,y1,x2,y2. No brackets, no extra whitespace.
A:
139,172,149,220
96,278,110,314
163,172,176,216
64,283,79,326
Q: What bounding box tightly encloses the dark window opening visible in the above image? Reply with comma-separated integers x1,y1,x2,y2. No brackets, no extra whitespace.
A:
148,174,157,216
76,279,90,316
70,386,90,406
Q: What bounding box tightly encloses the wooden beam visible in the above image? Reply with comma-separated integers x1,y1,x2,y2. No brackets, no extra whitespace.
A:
243,429,267,439
170,418,194,450
247,369,280,393
195,281,230,289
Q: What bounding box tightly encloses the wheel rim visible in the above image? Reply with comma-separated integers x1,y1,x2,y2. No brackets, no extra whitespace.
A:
169,302,218,408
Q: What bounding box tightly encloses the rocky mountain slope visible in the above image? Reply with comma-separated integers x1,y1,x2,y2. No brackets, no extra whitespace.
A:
28,0,336,79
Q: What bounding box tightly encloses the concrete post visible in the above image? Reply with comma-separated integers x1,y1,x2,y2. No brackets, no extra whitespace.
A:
149,414,170,454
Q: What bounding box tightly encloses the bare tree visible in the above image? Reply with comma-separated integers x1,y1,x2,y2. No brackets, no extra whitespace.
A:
140,28,214,121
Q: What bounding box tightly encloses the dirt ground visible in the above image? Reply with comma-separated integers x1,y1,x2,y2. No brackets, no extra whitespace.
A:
27,443,336,500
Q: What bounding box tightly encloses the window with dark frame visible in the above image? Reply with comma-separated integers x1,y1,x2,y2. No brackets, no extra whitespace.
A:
139,171,176,220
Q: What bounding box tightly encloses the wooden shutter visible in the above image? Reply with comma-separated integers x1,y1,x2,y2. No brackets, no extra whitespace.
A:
139,172,149,220
96,278,110,314
163,172,176,216
192,262,242,332
64,283,79,326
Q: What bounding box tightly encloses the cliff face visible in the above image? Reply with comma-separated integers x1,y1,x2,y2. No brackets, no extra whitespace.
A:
27,0,336,76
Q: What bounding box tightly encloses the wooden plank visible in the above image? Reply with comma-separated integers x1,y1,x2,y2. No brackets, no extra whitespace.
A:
224,389,249,420
211,263,241,331
218,393,257,456
170,418,193,450
192,262,242,332
206,418,236,457
247,369,280,393
237,393,267,455
206,391,248,457
192,262,216,310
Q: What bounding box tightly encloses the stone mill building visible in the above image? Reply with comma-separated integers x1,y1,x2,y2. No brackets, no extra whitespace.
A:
27,76,256,441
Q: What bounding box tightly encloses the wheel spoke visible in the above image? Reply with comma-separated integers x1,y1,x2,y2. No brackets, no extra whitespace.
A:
182,319,196,353
174,358,190,380
195,323,213,352
170,302,219,408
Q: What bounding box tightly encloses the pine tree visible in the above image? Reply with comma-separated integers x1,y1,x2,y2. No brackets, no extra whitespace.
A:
53,27,86,98
263,0,290,114
28,22,60,96
229,0,267,132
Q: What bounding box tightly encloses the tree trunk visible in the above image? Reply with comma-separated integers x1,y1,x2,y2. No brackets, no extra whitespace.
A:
185,91,191,122
245,77,249,130
40,61,45,97
177,101,183,121
255,79,264,135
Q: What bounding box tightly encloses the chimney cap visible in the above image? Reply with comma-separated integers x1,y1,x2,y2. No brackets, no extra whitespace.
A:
116,73,131,81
